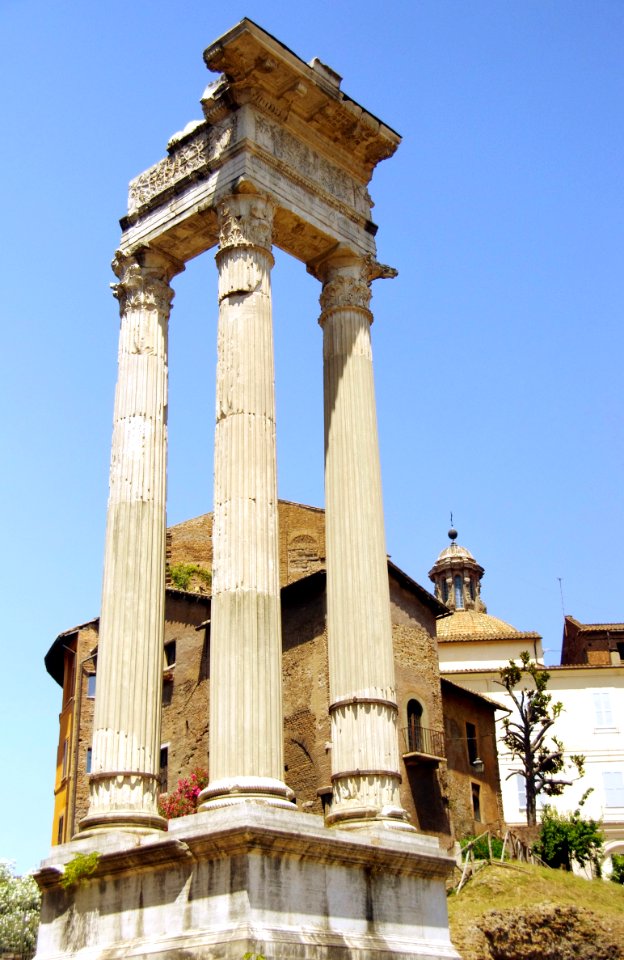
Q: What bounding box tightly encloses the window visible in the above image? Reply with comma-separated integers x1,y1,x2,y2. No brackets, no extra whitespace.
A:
516,773,527,809
407,699,424,752
603,771,624,807
516,774,545,812
64,655,76,706
86,747,92,774
466,722,478,765
454,575,464,610
471,783,481,822
469,578,475,601
87,673,96,698
442,579,449,603
164,640,176,667
162,677,174,706
57,815,64,845
593,690,614,728
61,738,69,779
617,642,624,662
159,746,169,793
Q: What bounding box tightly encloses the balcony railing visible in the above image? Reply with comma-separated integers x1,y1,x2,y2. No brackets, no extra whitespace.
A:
401,725,446,762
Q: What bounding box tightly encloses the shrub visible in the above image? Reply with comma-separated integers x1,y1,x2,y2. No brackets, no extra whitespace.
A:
61,852,100,889
533,800,603,873
168,563,211,592
158,768,208,819
610,853,624,885
0,861,41,954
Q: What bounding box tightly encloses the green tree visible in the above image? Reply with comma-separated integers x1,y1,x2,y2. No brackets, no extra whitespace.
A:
0,861,41,956
499,652,585,826
534,796,604,873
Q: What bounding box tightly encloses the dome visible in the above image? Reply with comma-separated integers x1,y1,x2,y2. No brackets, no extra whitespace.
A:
436,609,532,641
436,541,475,563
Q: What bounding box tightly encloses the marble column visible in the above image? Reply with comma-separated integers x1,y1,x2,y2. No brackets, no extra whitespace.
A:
80,248,182,835
315,250,409,828
199,194,293,809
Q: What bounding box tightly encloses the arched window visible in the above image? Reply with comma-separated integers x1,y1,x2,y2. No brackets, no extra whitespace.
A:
454,574,464,609
469,578,475,601
407,699,424,752
442,579,449,603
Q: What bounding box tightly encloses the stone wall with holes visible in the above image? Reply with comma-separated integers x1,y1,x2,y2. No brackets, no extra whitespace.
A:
389,583,452,843
166,501,326,590
159,593,211,789
281,575,332,816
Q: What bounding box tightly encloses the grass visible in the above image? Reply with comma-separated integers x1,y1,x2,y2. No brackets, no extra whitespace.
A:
447,861,624,959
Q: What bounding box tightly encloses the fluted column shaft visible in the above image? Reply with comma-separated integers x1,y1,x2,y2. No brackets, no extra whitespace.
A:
200,194,292,809
317,252,408,827
80,249,181,834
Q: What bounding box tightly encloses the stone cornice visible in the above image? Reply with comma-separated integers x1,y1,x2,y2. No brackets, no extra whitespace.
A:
203,19,400,183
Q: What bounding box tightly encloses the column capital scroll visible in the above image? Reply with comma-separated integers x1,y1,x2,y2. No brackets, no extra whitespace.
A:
111,248,184,316
319,273,372,317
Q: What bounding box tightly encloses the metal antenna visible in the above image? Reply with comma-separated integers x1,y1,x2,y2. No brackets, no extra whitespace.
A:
557,577,565,617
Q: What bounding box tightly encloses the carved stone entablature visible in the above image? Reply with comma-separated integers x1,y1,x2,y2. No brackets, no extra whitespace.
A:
128,117,237,215
203,20,400,182
217,193,274,252
253,114,370,217
111,250,181,316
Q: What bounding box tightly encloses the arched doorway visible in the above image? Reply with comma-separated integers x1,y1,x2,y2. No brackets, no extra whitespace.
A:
407,699,424,753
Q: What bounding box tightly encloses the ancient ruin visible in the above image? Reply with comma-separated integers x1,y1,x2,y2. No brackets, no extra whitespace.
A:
35,20,460,960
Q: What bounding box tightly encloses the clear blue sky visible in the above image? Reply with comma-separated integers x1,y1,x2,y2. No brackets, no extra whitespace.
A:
1,1,622,874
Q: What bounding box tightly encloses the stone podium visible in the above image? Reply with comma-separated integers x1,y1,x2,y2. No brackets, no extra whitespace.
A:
35,19,460,960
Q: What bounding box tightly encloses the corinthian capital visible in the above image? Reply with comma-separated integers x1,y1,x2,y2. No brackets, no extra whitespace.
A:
217,194,274,252
320,274,371,314
111,249,183,316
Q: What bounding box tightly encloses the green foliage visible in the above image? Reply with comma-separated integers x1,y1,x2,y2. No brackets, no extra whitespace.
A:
460,835,505,861
60,852,100,889
158,768,209,819
0,860,41,955
610,854,624,885
499,651,585,826
242,953,266,960
533,798,604,873
168,563,212,592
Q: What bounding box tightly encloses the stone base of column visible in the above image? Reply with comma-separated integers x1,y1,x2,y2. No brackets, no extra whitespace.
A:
35,805,460,960
198,776,295,811
79,772,167,837
326,804,416,833
78,811,167,838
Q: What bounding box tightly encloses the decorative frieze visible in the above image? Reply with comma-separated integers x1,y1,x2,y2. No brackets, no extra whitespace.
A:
254,114,371,215
128,117,236,214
